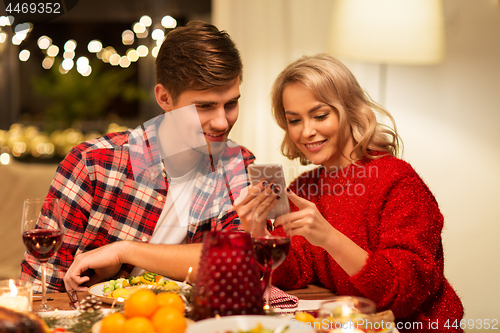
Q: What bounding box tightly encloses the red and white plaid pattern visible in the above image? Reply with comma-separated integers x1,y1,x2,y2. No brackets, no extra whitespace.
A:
269,285,299,309
21,117,255,293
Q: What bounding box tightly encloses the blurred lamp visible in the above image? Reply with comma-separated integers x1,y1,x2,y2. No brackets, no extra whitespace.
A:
328,0,445,103
328,0,445,64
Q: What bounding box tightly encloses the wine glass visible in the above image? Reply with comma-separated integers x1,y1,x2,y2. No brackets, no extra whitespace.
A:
251,212,291,311
21,198,64,312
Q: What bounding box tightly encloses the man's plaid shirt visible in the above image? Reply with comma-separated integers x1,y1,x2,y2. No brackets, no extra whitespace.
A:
21,119,255,292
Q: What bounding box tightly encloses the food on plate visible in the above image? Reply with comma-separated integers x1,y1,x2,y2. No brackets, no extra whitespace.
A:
102,272,180,298
100,290,187,333
110,288,131,299
0,305,48,333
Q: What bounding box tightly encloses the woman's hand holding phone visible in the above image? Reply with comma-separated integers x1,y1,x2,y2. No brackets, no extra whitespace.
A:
233,164,290,236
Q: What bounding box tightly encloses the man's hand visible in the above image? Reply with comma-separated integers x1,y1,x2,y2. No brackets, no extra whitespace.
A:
64,241,125,292
233,181,279,236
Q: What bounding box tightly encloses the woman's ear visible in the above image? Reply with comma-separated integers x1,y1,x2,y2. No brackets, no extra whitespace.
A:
155,84,174,112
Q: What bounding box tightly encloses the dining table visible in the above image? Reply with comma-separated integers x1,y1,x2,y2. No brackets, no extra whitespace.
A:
44,284,337,311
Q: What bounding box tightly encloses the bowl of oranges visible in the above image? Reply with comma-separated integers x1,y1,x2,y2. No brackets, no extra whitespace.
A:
94,289,188,333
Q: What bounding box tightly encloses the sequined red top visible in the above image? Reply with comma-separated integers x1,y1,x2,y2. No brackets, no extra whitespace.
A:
272,155,464,332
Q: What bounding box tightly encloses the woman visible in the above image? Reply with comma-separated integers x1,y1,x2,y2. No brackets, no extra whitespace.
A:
234,54,463,332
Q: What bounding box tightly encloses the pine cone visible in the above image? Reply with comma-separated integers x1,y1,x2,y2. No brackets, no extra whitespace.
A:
79,295,102,313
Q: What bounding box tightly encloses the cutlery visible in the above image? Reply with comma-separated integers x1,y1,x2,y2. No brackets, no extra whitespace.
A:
66,289,80,310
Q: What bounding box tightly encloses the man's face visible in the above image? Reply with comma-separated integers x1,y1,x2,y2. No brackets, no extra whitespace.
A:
164,78,241,155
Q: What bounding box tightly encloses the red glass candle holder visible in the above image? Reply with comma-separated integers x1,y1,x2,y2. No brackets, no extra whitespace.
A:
192,231,264,320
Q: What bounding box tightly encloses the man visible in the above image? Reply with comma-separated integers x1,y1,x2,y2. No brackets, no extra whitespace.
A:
20,21,258,293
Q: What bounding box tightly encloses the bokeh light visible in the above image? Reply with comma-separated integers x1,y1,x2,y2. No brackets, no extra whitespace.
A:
62,58,74,71
161,16,177,29
133,22,146,34
151,28,165,41
137,45,148,57
37,36,51,49
19,49,30,61
42,57,54,69
139,15,152,27
88,39,102,53
122,30,134,45
64,39,77,51
47,45,59,57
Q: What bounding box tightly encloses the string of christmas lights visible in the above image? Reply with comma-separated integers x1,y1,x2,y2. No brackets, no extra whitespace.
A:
0,14,177,75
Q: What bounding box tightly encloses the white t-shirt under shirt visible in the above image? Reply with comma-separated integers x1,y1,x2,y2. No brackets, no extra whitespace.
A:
129,164,198,276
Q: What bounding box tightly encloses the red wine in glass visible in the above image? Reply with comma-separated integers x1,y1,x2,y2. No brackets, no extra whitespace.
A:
22,229,63,262
253,236,291,270
21,198,63,312
252,235,291,310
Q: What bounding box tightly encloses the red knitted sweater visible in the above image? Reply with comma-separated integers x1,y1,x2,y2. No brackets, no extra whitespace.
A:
272,155,464,333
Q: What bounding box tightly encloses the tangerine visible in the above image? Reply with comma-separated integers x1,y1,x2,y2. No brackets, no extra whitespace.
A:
156,292,185,314
124,289,158,318
123,316,156,333
151,307,186,333
100,312,126,333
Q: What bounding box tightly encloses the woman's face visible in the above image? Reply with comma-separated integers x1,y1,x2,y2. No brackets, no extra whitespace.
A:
283,82,353,169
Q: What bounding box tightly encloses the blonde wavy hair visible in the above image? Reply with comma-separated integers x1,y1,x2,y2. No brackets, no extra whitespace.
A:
271,54,402,165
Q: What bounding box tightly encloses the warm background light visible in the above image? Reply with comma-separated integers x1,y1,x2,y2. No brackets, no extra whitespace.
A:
42,57,54,69
151,28,165,41
87,40,102,53
328,0,445,65
122,30,134,45
136,45,148,57
61,58,74,71
46,45,59,57
37,36,51,49
139,15,152,27
64,39,77,52
18,50,30,61
161,15,177,29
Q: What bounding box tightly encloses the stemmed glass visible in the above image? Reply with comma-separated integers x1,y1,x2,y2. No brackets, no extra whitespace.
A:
251,217,291,311
21,198,64,312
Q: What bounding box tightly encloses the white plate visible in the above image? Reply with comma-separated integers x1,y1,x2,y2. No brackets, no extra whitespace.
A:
186,315,316,333
88,280,189,304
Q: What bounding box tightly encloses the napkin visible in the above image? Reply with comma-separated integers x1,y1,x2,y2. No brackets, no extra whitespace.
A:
268,285,299,309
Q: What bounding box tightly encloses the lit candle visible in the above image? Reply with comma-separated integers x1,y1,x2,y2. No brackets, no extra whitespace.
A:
0,280,30,312
328,305,365,333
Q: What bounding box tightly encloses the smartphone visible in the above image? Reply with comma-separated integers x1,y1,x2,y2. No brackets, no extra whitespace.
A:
247,164,291,219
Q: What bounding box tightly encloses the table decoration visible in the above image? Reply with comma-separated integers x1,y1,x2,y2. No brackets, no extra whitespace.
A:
192,231,265,320
317,297,395,333
39,296,107,333
0,279,32,312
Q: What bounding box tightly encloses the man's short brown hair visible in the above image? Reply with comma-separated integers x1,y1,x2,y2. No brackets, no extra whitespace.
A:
155,21,243,104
